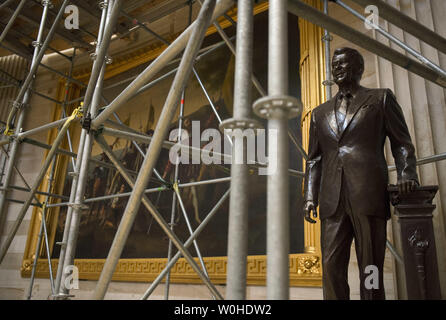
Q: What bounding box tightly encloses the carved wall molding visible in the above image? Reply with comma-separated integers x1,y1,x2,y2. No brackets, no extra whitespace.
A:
22,253,322,287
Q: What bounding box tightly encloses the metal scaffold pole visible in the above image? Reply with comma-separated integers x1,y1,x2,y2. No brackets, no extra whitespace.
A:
349,0,446,54
140,188,231,300
219,0,261,300
286,0,446,89
57,0,119,297
4,0,70,134
0,0,15,11
52,48,81,294
93,135,222,300
0,0,51,239
90,0,235,129
323,0,333,100
253,0,301,300
164,91,185,300
0,107,82,264
26,157,57,300
28,43,78,298
212,7,308,161
333,0,446,79
266,0,291,300
0,0,27,44
92,0,220,300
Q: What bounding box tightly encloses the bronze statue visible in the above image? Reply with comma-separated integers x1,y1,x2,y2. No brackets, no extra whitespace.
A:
303,47,419,300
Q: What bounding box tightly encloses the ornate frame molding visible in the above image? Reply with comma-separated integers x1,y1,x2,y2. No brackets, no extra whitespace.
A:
22,253,321,286
22,1,324,288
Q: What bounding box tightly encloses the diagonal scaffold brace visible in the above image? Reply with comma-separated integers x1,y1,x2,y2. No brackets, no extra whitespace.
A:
91,0,222,300
140,188,231,300
56,0,121,298
0,107,83,264
90,0,235,130
3,0,71,135
94,135,222,300
0,0,54,236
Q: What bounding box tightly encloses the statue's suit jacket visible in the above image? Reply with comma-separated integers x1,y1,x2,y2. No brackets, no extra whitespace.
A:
304,86,418,220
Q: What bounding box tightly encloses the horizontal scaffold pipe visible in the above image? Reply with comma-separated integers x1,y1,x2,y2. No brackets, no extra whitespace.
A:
287,0,446,88
46,177,233,209
20,137,134,174
90,0,236,129
7,185,69,201
388,152,446,171
349,0,446,55
0,43,87,88
45,186,169,208
0,107,80,264
11,0,70,107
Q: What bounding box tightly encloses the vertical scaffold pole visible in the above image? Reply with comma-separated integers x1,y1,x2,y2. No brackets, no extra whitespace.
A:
0,0,52,235
93,135,222,300
253,0,301,300
323,0,333,100
0,107,82,264
91,0,218,300
266,0,290,300
140,188,231,300
52,46,83,294
4,0,70,133
26,157,57,300
164,91,185,299
90,0,235,129
219,0,261,300
57,0,120,297
27,47,79,292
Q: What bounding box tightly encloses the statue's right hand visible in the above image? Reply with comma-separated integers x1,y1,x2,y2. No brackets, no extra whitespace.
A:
303,201,318,224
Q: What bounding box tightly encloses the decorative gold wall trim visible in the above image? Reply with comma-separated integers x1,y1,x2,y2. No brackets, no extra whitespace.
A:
22,1,325,289
22,79,81,265
21,253,321,287
299,0,326,256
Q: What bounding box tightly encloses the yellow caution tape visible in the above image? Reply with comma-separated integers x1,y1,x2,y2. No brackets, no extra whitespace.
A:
69,105,84,120
38,202,47,220
3,126,14,136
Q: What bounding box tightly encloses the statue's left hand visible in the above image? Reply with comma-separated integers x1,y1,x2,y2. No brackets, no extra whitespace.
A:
397,179,418,194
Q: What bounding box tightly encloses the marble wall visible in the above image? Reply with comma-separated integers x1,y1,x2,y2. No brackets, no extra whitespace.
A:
371,0,446,298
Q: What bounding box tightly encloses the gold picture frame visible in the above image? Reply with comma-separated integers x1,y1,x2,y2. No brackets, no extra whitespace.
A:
21,1,325,288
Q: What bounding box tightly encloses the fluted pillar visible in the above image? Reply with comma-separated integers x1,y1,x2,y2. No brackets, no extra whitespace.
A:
373,0,446,298
299,0,326,254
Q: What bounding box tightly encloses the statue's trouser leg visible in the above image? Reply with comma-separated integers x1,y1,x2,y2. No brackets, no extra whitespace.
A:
321,181,387,300
321,202,353,300
349,211,387,300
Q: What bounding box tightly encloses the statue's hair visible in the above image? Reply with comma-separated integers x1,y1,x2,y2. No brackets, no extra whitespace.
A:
333,47,364,77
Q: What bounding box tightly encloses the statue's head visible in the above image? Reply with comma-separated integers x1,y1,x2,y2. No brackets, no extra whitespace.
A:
332,47,364,87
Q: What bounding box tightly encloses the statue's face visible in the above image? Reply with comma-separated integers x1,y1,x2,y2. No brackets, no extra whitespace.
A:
332,53,361,86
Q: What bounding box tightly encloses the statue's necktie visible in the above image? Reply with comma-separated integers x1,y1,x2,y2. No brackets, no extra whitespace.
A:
336,94,351,133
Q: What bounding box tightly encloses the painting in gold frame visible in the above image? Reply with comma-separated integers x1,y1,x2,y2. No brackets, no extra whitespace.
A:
21,1,326,288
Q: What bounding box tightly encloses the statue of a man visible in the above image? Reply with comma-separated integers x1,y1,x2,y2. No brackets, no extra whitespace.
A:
303,47,419,300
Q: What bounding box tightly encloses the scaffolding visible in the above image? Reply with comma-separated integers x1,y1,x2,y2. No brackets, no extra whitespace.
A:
0,0,445,300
